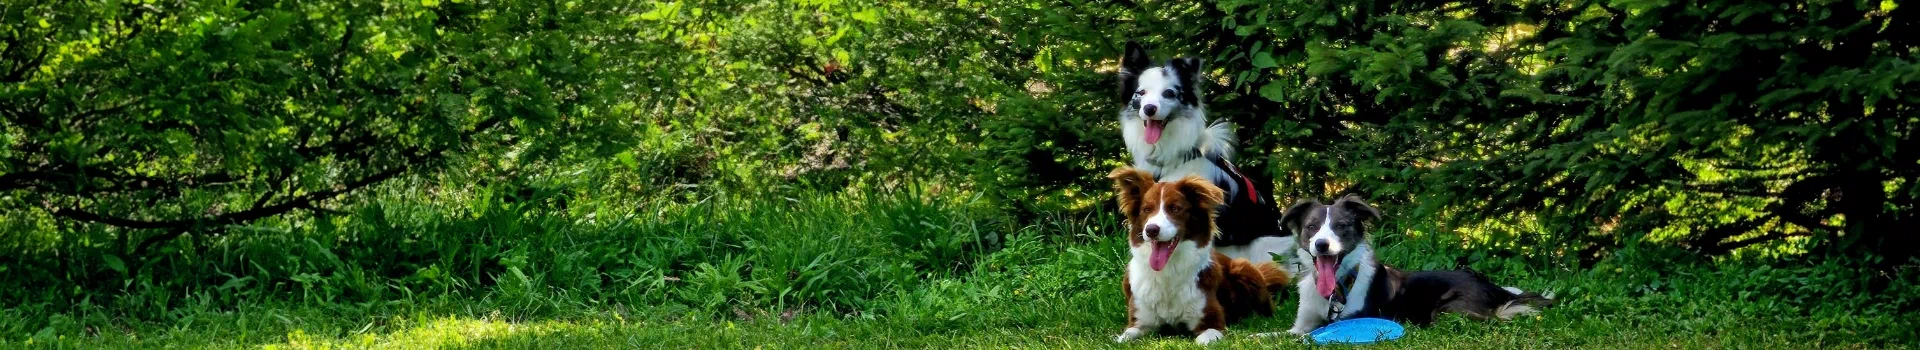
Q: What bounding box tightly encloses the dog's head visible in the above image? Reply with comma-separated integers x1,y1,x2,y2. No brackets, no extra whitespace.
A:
1281,194,1383,297
1118,41,1204,145
1110,167,1224,272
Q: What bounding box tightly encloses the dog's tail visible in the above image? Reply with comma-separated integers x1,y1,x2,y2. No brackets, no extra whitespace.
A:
1254,261,1292,294
1198,122,1236,160
1495,287,1556,320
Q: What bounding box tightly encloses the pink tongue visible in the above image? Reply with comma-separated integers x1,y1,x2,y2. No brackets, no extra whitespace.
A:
1315,256,1338,297
1150,241,1175,271
1144,120,1165,144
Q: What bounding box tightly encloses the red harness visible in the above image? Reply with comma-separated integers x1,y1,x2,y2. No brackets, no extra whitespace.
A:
1220,159,1261,203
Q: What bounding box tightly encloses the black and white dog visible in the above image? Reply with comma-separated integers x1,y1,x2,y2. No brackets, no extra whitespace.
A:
1271,195,1555,335
1116,41,1295,265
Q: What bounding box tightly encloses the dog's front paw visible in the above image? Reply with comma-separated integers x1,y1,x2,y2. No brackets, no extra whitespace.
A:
1114,327,1143,343
1194,329,1223,345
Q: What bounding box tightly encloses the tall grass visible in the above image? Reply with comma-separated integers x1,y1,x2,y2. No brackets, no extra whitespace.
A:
3,163,1917,347
0,167,1019,336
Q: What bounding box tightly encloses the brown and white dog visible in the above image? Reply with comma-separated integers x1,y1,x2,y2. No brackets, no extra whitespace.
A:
1109,167,1291,345
1271,195,1555,335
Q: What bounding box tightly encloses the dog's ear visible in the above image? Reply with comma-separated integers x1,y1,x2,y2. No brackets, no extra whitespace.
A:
1122,41,1151,75
1335,194,1383,222
1170,57,1203,83
1173,176,1225,213
1119,41,1151,101
1108,167,1155,219
1169,57,1204,103
1280,199,1320,234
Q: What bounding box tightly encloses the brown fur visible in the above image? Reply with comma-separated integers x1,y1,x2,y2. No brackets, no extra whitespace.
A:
1110,167,1291,340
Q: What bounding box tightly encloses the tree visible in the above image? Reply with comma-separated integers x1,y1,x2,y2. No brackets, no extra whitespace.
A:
1206,0,1916,263
2,0,637,258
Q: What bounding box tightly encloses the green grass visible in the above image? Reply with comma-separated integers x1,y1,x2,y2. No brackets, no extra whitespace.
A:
3,186,1916,349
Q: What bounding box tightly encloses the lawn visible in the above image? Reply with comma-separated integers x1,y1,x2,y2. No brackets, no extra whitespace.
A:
8,192,1913,349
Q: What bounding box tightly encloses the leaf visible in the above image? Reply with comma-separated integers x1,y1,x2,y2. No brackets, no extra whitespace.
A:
1259,81,1287,102
851,8,880,24
1252,51,1277,69
616,151,638,168
103,255,127,274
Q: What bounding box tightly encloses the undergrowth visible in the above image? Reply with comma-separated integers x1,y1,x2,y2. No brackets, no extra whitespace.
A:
2,181,1916,348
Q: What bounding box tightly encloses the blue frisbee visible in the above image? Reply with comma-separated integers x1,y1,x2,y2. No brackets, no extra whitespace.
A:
1308,318,1406,345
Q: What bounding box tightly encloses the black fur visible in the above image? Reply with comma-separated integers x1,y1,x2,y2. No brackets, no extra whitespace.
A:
1120,41,1151,100
1207,155,1289,247
1387,269,1556,326
1168,57,1202,103
1284,194,1382,254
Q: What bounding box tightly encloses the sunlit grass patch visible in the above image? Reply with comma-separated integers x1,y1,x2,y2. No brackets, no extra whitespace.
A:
270,315,595,350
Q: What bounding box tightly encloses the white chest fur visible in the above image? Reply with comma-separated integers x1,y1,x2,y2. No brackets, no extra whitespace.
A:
1127,240,1213,330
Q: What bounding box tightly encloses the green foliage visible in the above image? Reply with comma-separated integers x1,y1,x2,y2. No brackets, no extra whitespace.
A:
2,0,643,256
1205,0,1918,261
4,0,1919,347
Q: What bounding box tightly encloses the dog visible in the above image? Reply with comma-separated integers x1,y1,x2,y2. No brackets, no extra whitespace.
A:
1116,41,1294,265
1388,269,1557,326
1272,194,1554,335
1109,167,1292,345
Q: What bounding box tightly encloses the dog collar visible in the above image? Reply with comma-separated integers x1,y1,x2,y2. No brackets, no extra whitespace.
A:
1324,243,1373,319
1334,243,1372,282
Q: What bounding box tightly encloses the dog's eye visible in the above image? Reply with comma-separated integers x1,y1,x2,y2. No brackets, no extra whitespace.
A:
1162,89,1177,99
1134,90,1146,96
1168,205,1182,214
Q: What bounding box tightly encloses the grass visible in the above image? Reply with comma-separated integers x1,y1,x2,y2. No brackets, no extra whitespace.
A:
3,182,1916,349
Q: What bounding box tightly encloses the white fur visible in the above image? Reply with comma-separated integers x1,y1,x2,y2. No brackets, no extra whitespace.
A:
1494,287,1552,320
1123,119,1237,189
1133,67,1182,119
1495,303,1540,320
1120,66,1233,188
1338,254,1377,319
1195,328,1224,345
1285,267,1331,335
1115,327,1144,343
1143,186,1178,241
1306,210,1344,256
1285,238,1378,334
1123,239,1213,337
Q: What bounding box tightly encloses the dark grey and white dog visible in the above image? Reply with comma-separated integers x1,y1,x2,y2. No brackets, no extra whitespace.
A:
1116,41,1294,265
1270,195,1555,335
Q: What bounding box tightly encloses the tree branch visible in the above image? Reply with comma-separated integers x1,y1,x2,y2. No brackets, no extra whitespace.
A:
1717,230,1812,253
52,164,411,254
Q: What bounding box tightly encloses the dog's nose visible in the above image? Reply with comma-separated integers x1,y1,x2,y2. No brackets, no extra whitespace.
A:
1142,104,1158,117
1313,239,1330,254
1144,224,1161,237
